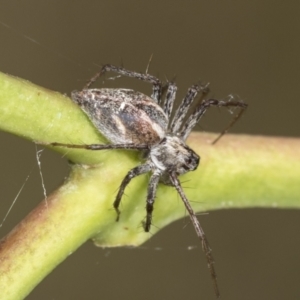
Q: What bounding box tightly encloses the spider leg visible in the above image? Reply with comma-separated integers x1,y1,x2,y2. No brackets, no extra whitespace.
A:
170,83,209,134
211,100,247,144
84,64,163,104
169,173,220,298
180,98,248,141
37,142,149,151
163,82,177,120
113,164,152,221
144,171,161,232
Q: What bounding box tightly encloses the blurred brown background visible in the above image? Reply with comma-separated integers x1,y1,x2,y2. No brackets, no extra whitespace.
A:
0,1,299,299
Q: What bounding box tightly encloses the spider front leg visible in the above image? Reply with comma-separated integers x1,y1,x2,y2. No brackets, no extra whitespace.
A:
113,164,151,221
170,83,210,134
180,97,248,141
84,64,163,104
144,171,161,232
169,173,220,298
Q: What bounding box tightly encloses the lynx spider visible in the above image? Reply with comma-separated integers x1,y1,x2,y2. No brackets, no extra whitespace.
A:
48,64,247,298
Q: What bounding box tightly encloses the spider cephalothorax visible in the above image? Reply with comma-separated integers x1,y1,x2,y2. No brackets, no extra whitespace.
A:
48,64,247,298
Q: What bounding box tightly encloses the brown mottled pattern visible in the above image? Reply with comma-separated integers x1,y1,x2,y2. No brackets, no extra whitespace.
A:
71,89,167,144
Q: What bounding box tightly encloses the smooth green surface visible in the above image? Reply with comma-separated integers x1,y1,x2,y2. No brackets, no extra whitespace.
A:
0,71,299,299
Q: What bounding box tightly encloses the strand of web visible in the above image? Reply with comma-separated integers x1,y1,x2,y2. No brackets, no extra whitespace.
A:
0,147,48,228
0,20,94,73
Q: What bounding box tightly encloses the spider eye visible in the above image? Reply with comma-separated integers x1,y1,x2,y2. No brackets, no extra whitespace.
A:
185,152,199,171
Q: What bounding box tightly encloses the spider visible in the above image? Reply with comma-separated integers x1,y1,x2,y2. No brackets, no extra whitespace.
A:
46,64,247,298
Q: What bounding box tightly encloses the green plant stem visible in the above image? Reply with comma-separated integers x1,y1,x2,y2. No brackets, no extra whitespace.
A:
0,72,299,299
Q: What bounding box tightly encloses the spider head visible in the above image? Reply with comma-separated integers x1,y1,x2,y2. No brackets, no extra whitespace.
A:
150,135,200,176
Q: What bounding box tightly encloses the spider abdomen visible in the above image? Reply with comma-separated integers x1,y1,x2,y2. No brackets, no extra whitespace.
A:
71,88,168,145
